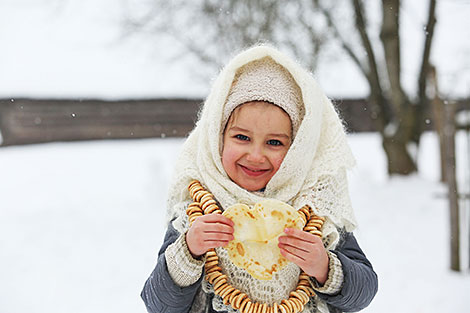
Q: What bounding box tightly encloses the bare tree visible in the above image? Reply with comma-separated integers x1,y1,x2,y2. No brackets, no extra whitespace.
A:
316,0,437,174
126,0,438,175
124,0,326,77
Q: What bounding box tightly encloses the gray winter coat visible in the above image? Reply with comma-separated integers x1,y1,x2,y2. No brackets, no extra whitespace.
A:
141,223,378,313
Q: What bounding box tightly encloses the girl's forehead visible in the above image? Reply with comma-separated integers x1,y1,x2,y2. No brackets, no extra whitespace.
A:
226,102,292,135
230,101,289,120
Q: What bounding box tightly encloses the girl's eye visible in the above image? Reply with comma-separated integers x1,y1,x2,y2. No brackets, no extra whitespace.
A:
235,134,249,141
267,139,283,146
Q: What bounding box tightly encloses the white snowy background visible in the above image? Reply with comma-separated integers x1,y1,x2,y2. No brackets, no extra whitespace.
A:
1,1,470,313
1,134,470,313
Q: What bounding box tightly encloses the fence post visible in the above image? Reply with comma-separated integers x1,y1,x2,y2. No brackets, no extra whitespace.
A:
444,100,461,271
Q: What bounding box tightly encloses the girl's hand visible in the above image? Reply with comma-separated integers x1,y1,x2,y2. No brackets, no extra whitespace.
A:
278,228,329,285
186,214,234,258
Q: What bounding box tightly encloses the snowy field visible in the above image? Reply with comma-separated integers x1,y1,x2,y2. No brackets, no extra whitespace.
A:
1,132,469,313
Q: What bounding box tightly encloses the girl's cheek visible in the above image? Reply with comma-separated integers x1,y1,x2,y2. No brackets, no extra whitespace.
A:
274,157,285,170
222,148,237,172
221,153,231,171
273,150,289,169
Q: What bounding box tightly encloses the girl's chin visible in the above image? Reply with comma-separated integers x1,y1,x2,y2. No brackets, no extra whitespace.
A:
238,179,268,192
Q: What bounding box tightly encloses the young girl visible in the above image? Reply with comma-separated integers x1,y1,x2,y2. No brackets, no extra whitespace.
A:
141,45,378,313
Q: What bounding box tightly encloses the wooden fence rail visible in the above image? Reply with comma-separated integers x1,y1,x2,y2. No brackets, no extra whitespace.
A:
0,98,202,146
0,97,439,146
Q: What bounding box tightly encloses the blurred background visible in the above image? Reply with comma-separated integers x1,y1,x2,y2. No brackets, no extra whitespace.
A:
1,0,469,312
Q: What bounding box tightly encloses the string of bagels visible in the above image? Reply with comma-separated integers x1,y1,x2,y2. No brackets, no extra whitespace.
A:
186,180,326,313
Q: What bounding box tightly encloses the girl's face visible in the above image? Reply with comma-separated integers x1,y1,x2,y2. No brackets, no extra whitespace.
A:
222,101,292,191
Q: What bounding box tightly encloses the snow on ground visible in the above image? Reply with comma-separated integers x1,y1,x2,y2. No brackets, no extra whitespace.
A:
1,132,469,313
0,138,181,313
349,133,470,312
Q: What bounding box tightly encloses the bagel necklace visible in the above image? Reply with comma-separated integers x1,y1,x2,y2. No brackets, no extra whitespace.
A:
187,180,326,313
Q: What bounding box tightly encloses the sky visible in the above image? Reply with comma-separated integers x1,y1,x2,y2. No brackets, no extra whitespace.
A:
0,0,469,100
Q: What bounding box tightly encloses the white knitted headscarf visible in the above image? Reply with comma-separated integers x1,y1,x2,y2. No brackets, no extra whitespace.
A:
165,45,357,312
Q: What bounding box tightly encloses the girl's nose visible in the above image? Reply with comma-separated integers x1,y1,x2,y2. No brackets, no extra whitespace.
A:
246,146,266,163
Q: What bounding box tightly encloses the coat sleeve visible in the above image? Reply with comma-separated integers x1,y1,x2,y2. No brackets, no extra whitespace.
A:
141,222,204,313
315,232,378,312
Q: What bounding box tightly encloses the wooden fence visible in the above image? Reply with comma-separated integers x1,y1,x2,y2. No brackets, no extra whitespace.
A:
0,97,401,146
0,98,201,146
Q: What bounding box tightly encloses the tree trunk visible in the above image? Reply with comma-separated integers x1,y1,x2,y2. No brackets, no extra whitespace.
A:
380,0,417,175
320,0,424,175
380,0,403,116
382,134,417,175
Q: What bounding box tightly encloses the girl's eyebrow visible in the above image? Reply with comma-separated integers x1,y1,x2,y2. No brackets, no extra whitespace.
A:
267,133,291,139
228,126,290,139
227,126,251,133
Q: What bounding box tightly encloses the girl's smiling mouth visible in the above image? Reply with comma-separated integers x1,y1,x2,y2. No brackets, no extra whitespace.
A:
238,164,270,177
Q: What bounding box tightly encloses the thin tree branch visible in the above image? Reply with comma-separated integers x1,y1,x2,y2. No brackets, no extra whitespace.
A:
380,0,406,116
418,0,437,101
316,2,368,78
352,0,384,101
351,0,390,130
410,0,438,143
294,2,323,70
